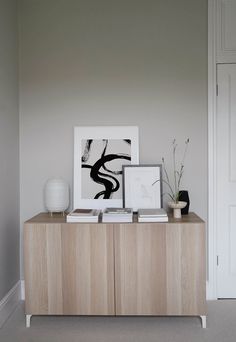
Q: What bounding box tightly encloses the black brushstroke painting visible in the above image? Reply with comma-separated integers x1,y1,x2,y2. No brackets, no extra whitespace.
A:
81,139,131,199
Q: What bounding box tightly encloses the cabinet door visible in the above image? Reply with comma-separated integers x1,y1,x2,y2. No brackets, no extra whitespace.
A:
24,223,115,315
115,223,167,315
114,223,206,315
61,223,114,315
165,222,206,315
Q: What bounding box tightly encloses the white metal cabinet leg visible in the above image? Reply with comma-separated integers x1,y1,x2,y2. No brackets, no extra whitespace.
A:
200,315,206,328
26,315,32,328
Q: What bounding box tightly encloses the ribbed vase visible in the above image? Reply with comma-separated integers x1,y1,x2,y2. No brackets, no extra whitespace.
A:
44,178,69,213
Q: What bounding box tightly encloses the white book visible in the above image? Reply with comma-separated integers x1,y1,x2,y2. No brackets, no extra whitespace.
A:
66,216,99,223
67,209,100,223
103,208,133,222
138,216,168,223
102,214,133,223
102,218,133,223
138,208,167,218
68,208,97,216
103,208,132,215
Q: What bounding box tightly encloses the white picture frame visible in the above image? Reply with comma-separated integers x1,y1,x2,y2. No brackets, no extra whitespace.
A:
123,164,162,211
74,126,139,210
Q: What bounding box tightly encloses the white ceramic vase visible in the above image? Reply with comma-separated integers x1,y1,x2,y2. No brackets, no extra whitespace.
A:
44,178,69,214
168,201,187,219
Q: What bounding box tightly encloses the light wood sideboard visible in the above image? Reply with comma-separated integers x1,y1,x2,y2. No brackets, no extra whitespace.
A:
24,212,206,328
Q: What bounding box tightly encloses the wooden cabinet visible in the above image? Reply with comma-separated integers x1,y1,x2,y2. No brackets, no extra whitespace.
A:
24,212,206,327
24,222,114,316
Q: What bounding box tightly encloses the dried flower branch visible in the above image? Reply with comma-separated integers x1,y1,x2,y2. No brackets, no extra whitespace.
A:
153,138,189,203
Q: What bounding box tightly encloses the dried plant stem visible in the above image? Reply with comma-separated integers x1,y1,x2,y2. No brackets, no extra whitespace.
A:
173,140,177,201
159,138,190,203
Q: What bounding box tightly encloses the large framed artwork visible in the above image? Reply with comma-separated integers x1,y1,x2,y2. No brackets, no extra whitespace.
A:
123,164,162,211
74,126,139,209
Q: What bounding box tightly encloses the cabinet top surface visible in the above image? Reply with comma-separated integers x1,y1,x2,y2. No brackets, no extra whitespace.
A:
25,212,204,224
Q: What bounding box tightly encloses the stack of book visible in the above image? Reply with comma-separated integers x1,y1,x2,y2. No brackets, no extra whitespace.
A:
102,208,133,223
138,208,168,222
66,208,100,223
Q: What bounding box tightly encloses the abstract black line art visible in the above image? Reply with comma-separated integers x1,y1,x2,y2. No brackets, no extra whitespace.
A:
81,139,131,199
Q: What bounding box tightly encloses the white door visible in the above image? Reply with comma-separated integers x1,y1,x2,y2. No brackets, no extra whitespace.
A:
217,64,236,298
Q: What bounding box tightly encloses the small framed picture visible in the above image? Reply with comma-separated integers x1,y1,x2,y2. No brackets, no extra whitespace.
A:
122,164,162,211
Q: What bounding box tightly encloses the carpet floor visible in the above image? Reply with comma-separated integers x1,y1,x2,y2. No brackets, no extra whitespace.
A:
0,301,236,342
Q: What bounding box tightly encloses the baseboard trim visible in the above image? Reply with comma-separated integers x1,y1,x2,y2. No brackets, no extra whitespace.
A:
0,281,21,328
21,280,25,301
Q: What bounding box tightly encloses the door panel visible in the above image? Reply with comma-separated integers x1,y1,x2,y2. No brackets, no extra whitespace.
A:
114,222,206,315
217,64,236,297
24,224,48,314
61,223,115,315
114,223,167,315
24,223,115,315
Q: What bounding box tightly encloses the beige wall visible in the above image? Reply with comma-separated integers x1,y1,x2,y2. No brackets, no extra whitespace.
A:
19,0,208,274
0,0,19,299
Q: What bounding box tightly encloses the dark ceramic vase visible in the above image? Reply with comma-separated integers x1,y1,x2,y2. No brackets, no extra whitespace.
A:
179,190,190,215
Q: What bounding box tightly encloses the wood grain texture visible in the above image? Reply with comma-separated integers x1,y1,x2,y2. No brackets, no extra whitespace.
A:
61,224,115,315
115,222,206,316
180,223,206,315
24,223,114,315
46,225,63,314
24,224,49,314
24,214,206,317
115,224,167,315
166,224,182,314
25,211,204,224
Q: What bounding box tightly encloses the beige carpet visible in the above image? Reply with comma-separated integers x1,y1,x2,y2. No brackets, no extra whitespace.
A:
0,301,236,342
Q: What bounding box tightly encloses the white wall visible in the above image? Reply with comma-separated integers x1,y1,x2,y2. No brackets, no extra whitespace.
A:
19,0,208,274
0,0,19,300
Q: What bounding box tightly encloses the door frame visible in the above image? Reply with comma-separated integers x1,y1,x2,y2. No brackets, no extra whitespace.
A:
208,0,218,300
